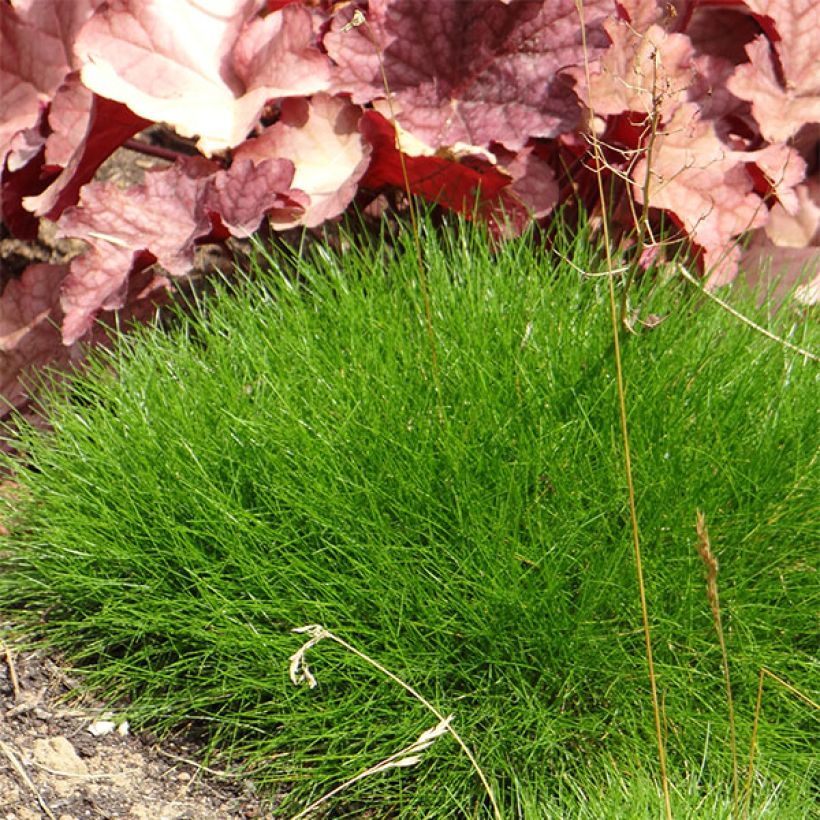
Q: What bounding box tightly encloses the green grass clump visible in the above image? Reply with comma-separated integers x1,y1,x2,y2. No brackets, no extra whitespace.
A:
1,216,817,817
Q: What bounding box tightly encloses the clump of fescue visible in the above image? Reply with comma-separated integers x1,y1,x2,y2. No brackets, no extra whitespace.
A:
0,215,817,816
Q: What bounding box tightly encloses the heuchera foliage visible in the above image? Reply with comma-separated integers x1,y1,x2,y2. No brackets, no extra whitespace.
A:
1,0,818,418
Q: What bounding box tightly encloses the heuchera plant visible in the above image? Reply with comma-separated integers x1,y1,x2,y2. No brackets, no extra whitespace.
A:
1,0,818,419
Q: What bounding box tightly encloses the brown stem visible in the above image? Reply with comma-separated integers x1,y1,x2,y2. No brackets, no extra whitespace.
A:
122,138,191,164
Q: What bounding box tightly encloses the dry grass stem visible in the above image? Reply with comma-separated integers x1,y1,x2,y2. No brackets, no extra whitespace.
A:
154,748,252,779
576,2,672,816
290,624,500,819
2,640,20,701
0,740,58,820
675,264,819,362
289,716,453,819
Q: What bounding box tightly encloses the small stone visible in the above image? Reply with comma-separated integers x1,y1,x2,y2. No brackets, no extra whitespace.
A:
87,719,117,737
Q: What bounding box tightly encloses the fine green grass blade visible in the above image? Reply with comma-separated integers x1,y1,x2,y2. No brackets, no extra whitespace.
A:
1,215,817,816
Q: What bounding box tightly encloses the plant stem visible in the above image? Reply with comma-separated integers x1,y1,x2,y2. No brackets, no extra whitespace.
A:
575,3,672,817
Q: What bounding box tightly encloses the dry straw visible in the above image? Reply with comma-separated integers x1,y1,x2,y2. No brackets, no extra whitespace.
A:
289,624,501,819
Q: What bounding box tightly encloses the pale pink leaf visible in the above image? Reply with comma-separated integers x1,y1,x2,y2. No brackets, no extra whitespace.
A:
235,94,371,228
743,0,820,95
5,126,44,174
493,146,558,220
764,180,820,248
41,74,94,168
702,243,743,288
727,0,820,143
794,270,820,304
728,36,820,143
0,0,100,167
577,21,697,121
615,0,680,32
75,1,330,157
743,142,806,216
232,5,332,101
740,241,820,305
631,103,768,284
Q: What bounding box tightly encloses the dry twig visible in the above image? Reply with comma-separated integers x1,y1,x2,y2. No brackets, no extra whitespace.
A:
0,740,57,820
1,640,20,702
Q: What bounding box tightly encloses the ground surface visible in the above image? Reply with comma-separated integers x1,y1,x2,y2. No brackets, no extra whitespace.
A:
0,637,273,820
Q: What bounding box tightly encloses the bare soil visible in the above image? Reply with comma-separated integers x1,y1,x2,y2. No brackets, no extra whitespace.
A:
0,636,273,820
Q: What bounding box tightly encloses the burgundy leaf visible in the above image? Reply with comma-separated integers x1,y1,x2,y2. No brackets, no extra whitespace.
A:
90,267,171,340
324,0,390,105
55,160,217,344
685,6,762,64
1,145,57,240
202,158,307,236
0,263,78,416
0,262,63,352
327,0,611,151
0,263,169,418
55,155,304,344
686,53,751,134
359,111,531,232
